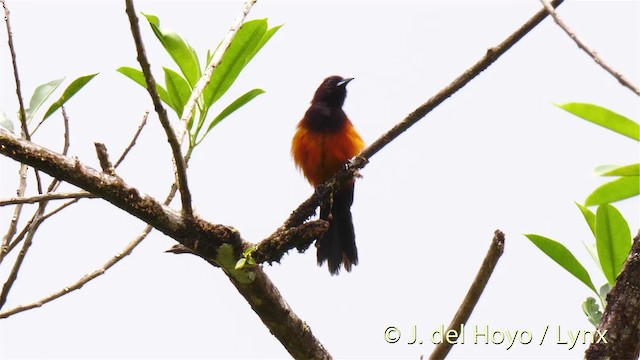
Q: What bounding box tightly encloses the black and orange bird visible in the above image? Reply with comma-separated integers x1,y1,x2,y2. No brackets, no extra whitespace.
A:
291,75,365,275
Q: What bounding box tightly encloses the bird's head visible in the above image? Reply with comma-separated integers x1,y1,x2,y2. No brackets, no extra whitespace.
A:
311,75,354,107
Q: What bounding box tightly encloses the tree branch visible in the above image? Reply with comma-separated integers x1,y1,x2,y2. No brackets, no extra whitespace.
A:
0,201,46,308
0,129,237,253
429,230,505,359
114,110,148,168
540,0,640,96
124,0,194,217
0,163,28,264
94,142,116,175
0,218,156,319
585,229,640,359
0,192,95,206
1,0,28,140
255,0,566,263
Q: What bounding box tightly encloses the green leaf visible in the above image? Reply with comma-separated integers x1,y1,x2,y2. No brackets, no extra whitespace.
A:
576,202,596,236
556,102,639,141
252,24,282,62
199,88,264,143
595,204,632,285
585,176,640,205
235,257,247,270
525,234,597,294
595,163,640,177
163,67,191,118
43,73,98,120
0,110,14,133
26,78,64,123
117,66,176,113
203,19,272,108
582,297,602,327
142,13,201,87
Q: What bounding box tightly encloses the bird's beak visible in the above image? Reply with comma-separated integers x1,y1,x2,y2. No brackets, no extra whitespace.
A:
337,77,354,87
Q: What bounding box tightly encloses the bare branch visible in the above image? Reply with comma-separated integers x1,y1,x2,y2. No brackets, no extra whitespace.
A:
0,203,46,309
540,0,640,96
1,0,28,140
177,0,257,142
0,222,154,319
0,164,27,264
124,0,194,217
114,110,149,168
94,143,116,176
429,230,505,359
0,192,94,206
60,106,71,156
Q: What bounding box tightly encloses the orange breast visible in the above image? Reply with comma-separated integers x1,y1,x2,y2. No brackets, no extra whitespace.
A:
292,120,364,187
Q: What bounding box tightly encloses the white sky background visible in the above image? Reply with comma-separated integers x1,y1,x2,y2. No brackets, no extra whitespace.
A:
0,0,638,358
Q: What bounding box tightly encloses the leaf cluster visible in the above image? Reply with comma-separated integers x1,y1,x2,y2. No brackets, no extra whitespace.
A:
117,14,280,150
525,103,638,326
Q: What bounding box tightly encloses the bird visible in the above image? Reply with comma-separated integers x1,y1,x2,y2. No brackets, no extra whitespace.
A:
291,75,365,275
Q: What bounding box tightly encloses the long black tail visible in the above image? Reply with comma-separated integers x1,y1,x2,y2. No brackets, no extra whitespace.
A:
316,183,358,275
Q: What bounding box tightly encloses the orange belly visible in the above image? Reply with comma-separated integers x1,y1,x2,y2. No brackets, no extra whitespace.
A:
292,121,364,187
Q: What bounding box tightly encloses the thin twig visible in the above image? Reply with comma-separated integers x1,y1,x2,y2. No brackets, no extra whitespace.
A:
0,192,94,206
94,143,116,176
60,106,71,156
114,110,149,168
1,0,28,140
0,183,181,319
429,230,506,359
124,0,193,217
0,203,46,309
0,226,152,318
45,106,71,194
0,164,27,264
540,0,640,96
177,0,257,143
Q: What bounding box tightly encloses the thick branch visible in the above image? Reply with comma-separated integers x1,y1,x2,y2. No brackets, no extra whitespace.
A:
124,0,194,217
0,129,236,256
585,230,640,359
429,230,505,359
251,220,328,264
229,267,330,359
